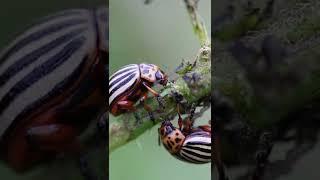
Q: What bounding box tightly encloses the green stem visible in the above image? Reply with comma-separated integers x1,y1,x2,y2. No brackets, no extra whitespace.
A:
184,0,210,46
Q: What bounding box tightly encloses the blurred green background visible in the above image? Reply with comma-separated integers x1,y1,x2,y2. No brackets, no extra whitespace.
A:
109,1,211,180
0,0,106,180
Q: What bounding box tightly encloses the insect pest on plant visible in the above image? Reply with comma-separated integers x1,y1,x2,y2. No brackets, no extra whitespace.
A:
158,108,229,180
109,63,168,119
0,6,108,180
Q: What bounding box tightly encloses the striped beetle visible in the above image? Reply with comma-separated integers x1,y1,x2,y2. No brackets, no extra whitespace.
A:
109,63,167,116
0,6,108,175
159,109,229,180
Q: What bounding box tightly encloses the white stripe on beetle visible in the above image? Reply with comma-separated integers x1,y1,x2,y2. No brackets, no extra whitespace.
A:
108,71,139,105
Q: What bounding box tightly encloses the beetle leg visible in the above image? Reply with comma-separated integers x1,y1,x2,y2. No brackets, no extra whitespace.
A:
111,100,136,116
142,82,165,109
142,82,159,96
198,125,211,133
116,100,136,112
177,104,183,130
188,105,196,127
181,104,197,133
201,120,212,133
26,124,80,152
140,93,155,123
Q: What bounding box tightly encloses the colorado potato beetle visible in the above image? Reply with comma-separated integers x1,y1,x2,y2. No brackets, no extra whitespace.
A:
0,6,108,177
109,63,167,116
159,111,229,180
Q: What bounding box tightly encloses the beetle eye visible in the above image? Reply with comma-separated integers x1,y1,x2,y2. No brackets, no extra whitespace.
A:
165,126,173,134
155,71,163,80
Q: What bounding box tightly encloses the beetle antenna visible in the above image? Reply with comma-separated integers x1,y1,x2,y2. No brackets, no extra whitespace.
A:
189,103,197,126
158,128,161,146
160,63,178,81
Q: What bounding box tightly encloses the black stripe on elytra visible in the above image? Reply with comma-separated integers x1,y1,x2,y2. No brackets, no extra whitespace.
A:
0,19,86,65
63,69,96,110
181,148,211,160
186,141,211,146
109,66,137,82
184,145,211,154
60,69,101,125
0,36,85,115
0,28,85,87
109,73,137,97
180,152,207,163
109,70,136,88
6,55,89,136
179,152,201,163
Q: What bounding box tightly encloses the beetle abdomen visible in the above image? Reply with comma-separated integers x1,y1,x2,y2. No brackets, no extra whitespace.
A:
0,9,101,138
109,64,140,105
179,131,211,164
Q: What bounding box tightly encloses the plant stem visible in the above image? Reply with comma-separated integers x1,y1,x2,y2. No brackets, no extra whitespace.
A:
184,0,210,46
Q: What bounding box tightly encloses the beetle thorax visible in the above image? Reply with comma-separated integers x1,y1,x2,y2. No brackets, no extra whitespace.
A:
139,64,159,83
162,129,185,154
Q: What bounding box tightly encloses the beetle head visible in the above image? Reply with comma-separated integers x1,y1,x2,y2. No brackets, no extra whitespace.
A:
159,120,175,137
159,120,185,154
155,69,168,86
139,63,167,85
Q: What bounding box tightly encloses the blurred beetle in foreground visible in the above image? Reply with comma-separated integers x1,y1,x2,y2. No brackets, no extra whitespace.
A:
0,6,108,180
